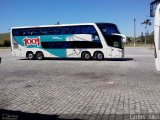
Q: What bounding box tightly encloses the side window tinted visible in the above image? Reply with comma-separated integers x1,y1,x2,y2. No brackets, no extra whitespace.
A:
60,27,68,34
98,24,119,36
73,26,80,34
40,28,47,35
12,25,98,36
41,41,102,49
12,29,21,36
48,28,53,35
80,26,97,35
31,29,40,35
67,27,74,34
52,27,59,35
88,26,97,34
81,26,88,34
106,25,118,35
113,41,119,48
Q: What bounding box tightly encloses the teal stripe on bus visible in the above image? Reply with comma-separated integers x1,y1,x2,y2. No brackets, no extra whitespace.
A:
14,35,73,58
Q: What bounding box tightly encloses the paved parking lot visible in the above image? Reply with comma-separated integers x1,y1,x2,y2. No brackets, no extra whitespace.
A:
0,47,160,120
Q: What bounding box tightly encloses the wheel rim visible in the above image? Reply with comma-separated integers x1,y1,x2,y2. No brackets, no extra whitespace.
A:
37,54,42,59
36,52,43,60
96,53,103,60
28,53,34,60
84,53,90,60
97,53,103,59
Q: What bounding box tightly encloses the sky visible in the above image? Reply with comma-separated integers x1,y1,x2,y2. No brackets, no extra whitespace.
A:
0,0,153,37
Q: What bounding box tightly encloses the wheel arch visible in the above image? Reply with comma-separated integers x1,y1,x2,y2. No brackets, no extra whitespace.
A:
35,51,43,54
93,51,104,57
26,51,34,57
81,51,92,60
81,51,91,57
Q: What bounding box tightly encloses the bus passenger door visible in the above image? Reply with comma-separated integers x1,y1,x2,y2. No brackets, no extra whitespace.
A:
111,47,123,58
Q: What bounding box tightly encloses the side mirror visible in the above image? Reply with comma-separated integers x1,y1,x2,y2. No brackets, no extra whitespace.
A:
112,33,126,42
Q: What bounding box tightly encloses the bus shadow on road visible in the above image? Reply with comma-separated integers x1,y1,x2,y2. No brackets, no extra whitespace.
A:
104,58,133,61
20,58,86,61
1,109,82,120
19,57,133,61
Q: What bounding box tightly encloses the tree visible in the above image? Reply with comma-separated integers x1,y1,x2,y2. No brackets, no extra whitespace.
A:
140,32,145,43
3,40,10,47
141,19,152,44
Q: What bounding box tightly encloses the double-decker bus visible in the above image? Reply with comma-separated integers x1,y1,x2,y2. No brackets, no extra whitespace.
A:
10,23,126,60
151,0,160,71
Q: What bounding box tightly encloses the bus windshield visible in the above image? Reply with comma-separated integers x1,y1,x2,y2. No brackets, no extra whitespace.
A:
97,23,123,49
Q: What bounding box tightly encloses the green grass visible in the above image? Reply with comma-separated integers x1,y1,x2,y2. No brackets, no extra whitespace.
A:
0,47,11,49
0,33,10,41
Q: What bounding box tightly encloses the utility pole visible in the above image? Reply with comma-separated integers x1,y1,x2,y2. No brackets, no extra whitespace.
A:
134,19,136,47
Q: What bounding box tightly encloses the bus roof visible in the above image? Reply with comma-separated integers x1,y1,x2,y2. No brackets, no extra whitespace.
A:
11,22,115,29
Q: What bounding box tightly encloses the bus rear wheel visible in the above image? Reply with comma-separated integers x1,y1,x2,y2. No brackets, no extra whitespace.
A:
81,52,91,60
27,52,34,60
35,52,44,60
95,52,104,60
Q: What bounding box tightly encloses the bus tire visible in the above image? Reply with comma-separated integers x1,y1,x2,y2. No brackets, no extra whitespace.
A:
95,52,104,60
27,52,34,60
81,52,91,60
35,51,44,60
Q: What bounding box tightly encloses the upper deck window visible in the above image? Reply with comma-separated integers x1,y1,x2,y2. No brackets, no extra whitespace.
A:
97,23,120,36
12,25,98,36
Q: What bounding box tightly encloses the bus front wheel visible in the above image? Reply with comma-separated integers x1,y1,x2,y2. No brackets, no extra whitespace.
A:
27,52,34,60
35,52,44,60
81,52,91,60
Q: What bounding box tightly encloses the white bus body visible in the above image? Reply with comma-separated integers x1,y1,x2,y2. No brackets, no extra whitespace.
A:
155,4,160,71
10,23,126,60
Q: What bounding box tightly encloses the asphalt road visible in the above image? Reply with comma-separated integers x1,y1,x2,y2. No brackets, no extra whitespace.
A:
0,47,160,120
